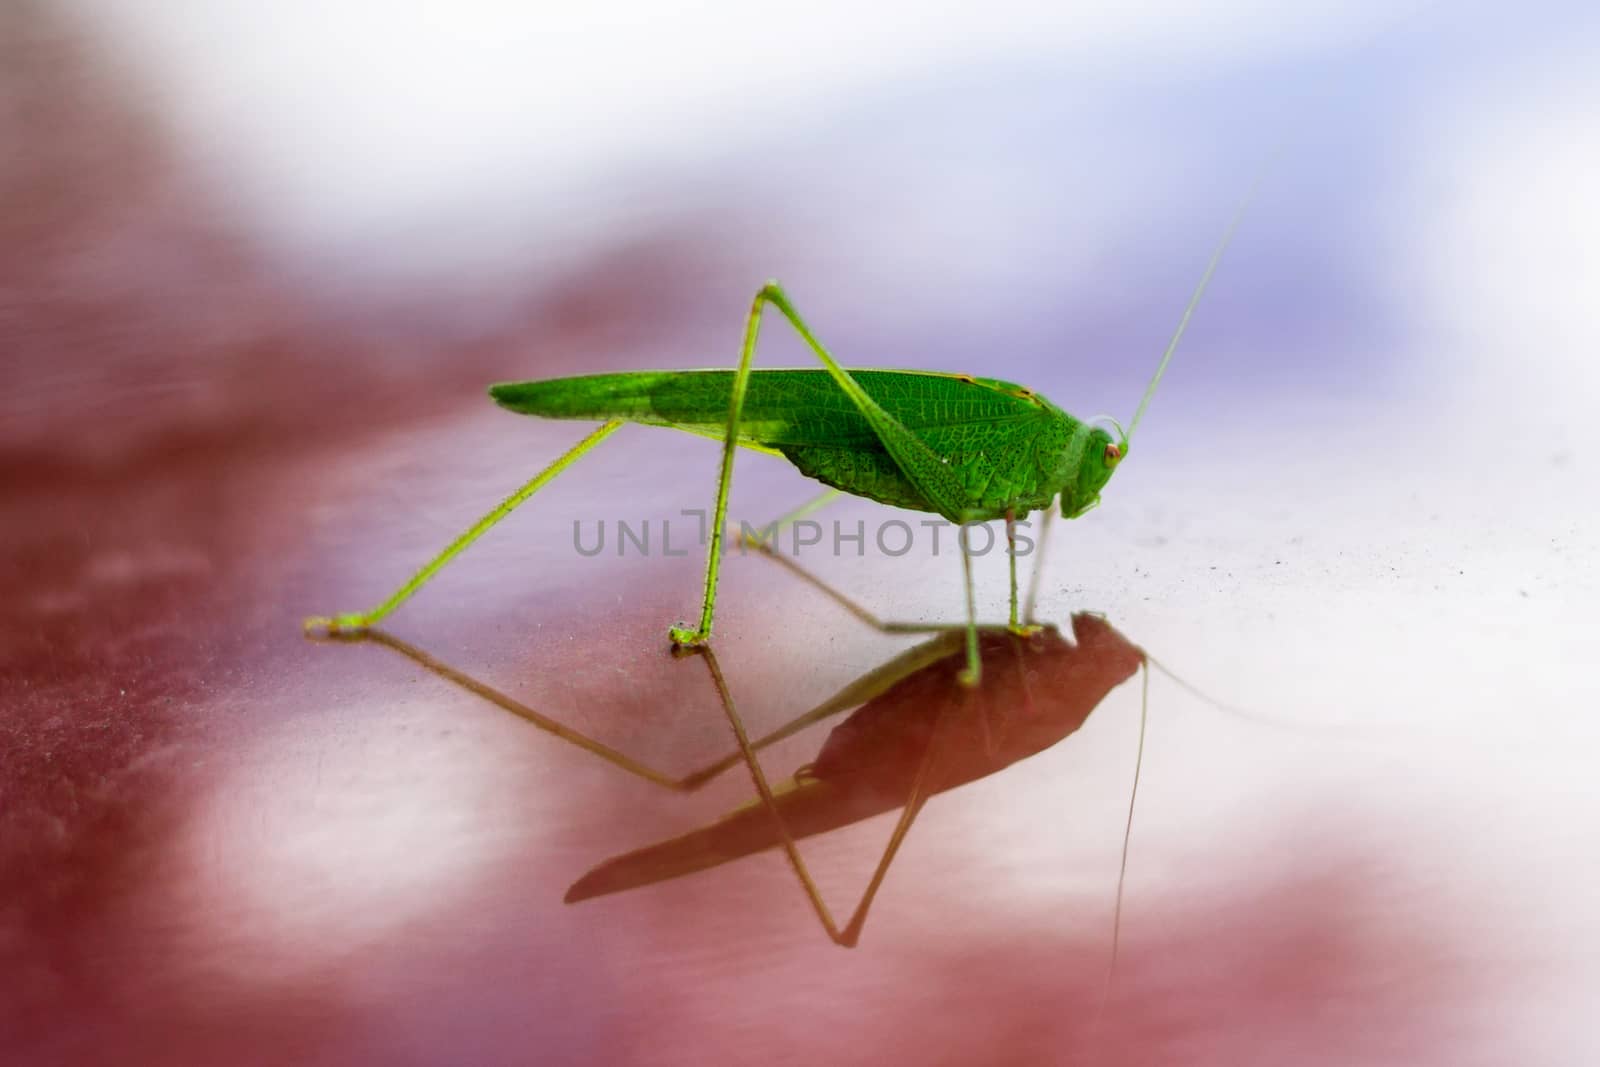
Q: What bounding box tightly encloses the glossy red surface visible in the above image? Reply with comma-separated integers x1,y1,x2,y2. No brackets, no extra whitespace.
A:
0,338,1496,1066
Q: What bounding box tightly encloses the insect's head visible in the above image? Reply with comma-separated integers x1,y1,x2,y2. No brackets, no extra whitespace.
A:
1059,417,1127,518
1093,414,1129,472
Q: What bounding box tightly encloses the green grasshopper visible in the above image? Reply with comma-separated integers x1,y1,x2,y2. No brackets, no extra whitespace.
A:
305,187,1256,684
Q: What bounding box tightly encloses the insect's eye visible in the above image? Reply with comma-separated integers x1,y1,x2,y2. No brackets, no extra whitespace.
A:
1104,443,1122,464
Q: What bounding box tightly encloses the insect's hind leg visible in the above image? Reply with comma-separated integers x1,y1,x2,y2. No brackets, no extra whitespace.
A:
304,419,623,635
671,282,985,662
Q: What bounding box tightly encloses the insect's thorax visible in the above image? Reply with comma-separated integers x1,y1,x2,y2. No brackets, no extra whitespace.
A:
926,409,1089,519
779,403,1114,522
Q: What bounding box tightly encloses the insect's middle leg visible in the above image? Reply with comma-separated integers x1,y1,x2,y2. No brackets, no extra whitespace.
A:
954,526,984,686
1006,509,1045,637
667,285,818,647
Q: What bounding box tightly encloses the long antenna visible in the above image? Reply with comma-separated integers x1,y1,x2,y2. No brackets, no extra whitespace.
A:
1125,157,1276,443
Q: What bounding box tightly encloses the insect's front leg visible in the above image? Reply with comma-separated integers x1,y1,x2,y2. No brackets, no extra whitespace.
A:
1021,500,1057,626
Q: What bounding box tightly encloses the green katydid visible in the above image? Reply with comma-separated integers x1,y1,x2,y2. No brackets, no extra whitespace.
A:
304,183,1259,684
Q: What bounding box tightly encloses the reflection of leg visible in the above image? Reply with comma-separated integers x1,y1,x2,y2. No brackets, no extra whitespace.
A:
838,699,950,945
737,521,1000,636
329,625,962,794
337,628,694,788
304,420,625,635
680,632,964,788
735,489,842,548
699,643,955,947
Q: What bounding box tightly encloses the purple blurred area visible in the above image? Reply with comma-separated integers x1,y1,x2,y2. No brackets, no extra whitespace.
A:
5,1,1598,1063
1,3,1471,467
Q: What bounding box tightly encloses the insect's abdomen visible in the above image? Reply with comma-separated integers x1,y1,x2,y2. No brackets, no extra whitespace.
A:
782,421,1061,519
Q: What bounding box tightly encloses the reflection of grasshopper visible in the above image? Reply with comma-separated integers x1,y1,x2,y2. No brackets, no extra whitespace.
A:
575,613,1146,948
336,545,1150,947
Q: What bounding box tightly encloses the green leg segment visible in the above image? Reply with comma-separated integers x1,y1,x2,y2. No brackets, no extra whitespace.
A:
956,525,981,687
1021,500,1057,626
304,419,624,635
672,282,988,684
1007,512,1019,628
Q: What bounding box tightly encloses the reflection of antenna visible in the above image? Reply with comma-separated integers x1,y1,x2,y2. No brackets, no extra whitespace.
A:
1145,653,1365,737
1097,662,1150,1028
1126,154,1276,444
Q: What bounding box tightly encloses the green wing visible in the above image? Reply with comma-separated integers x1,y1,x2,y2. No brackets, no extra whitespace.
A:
489,369,1045,445
489,370,1067,515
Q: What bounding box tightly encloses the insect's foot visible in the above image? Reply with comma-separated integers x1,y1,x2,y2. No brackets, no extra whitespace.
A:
1007,622,1046,638
668,625,711,649
956,665,983,688
303,613,372,641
